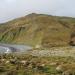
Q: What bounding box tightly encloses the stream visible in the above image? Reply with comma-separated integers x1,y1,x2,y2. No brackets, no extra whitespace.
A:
0,43,32,53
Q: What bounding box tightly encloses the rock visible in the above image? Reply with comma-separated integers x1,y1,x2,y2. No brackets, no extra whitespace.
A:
35,45,41,48
20,60,27,65
56,65,64,73
36,63,45,70
5,61,10,64
0,59,6,63
20,60,30,67
49,62,58,66
62,70,75,75
41,64,45,67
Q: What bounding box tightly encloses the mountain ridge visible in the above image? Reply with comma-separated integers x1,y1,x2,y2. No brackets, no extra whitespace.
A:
0,13,75,48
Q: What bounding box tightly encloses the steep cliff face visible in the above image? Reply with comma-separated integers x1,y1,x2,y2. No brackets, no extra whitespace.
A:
0,13,75,47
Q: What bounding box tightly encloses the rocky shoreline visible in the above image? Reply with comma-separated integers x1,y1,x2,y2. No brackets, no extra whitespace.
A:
28,46,75,58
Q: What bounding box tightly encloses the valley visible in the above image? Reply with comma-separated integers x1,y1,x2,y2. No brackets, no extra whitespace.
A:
0,13,75,75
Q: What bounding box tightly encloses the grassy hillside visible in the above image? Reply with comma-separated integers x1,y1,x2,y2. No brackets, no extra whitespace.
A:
0,13,75,47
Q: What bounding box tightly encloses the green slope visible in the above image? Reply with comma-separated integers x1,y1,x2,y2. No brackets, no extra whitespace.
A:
0,13,75,48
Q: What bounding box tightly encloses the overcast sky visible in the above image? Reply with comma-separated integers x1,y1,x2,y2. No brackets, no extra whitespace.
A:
0,0,75,23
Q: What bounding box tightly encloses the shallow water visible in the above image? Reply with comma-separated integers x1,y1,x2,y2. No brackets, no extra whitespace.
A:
0,43,32,53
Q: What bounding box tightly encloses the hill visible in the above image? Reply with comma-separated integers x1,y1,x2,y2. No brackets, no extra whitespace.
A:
0,13,75,48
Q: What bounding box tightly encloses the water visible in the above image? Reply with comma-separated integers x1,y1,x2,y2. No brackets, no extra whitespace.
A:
0,43,32,53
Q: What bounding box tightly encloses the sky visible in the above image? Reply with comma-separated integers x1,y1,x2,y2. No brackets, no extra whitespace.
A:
0,0,75,23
